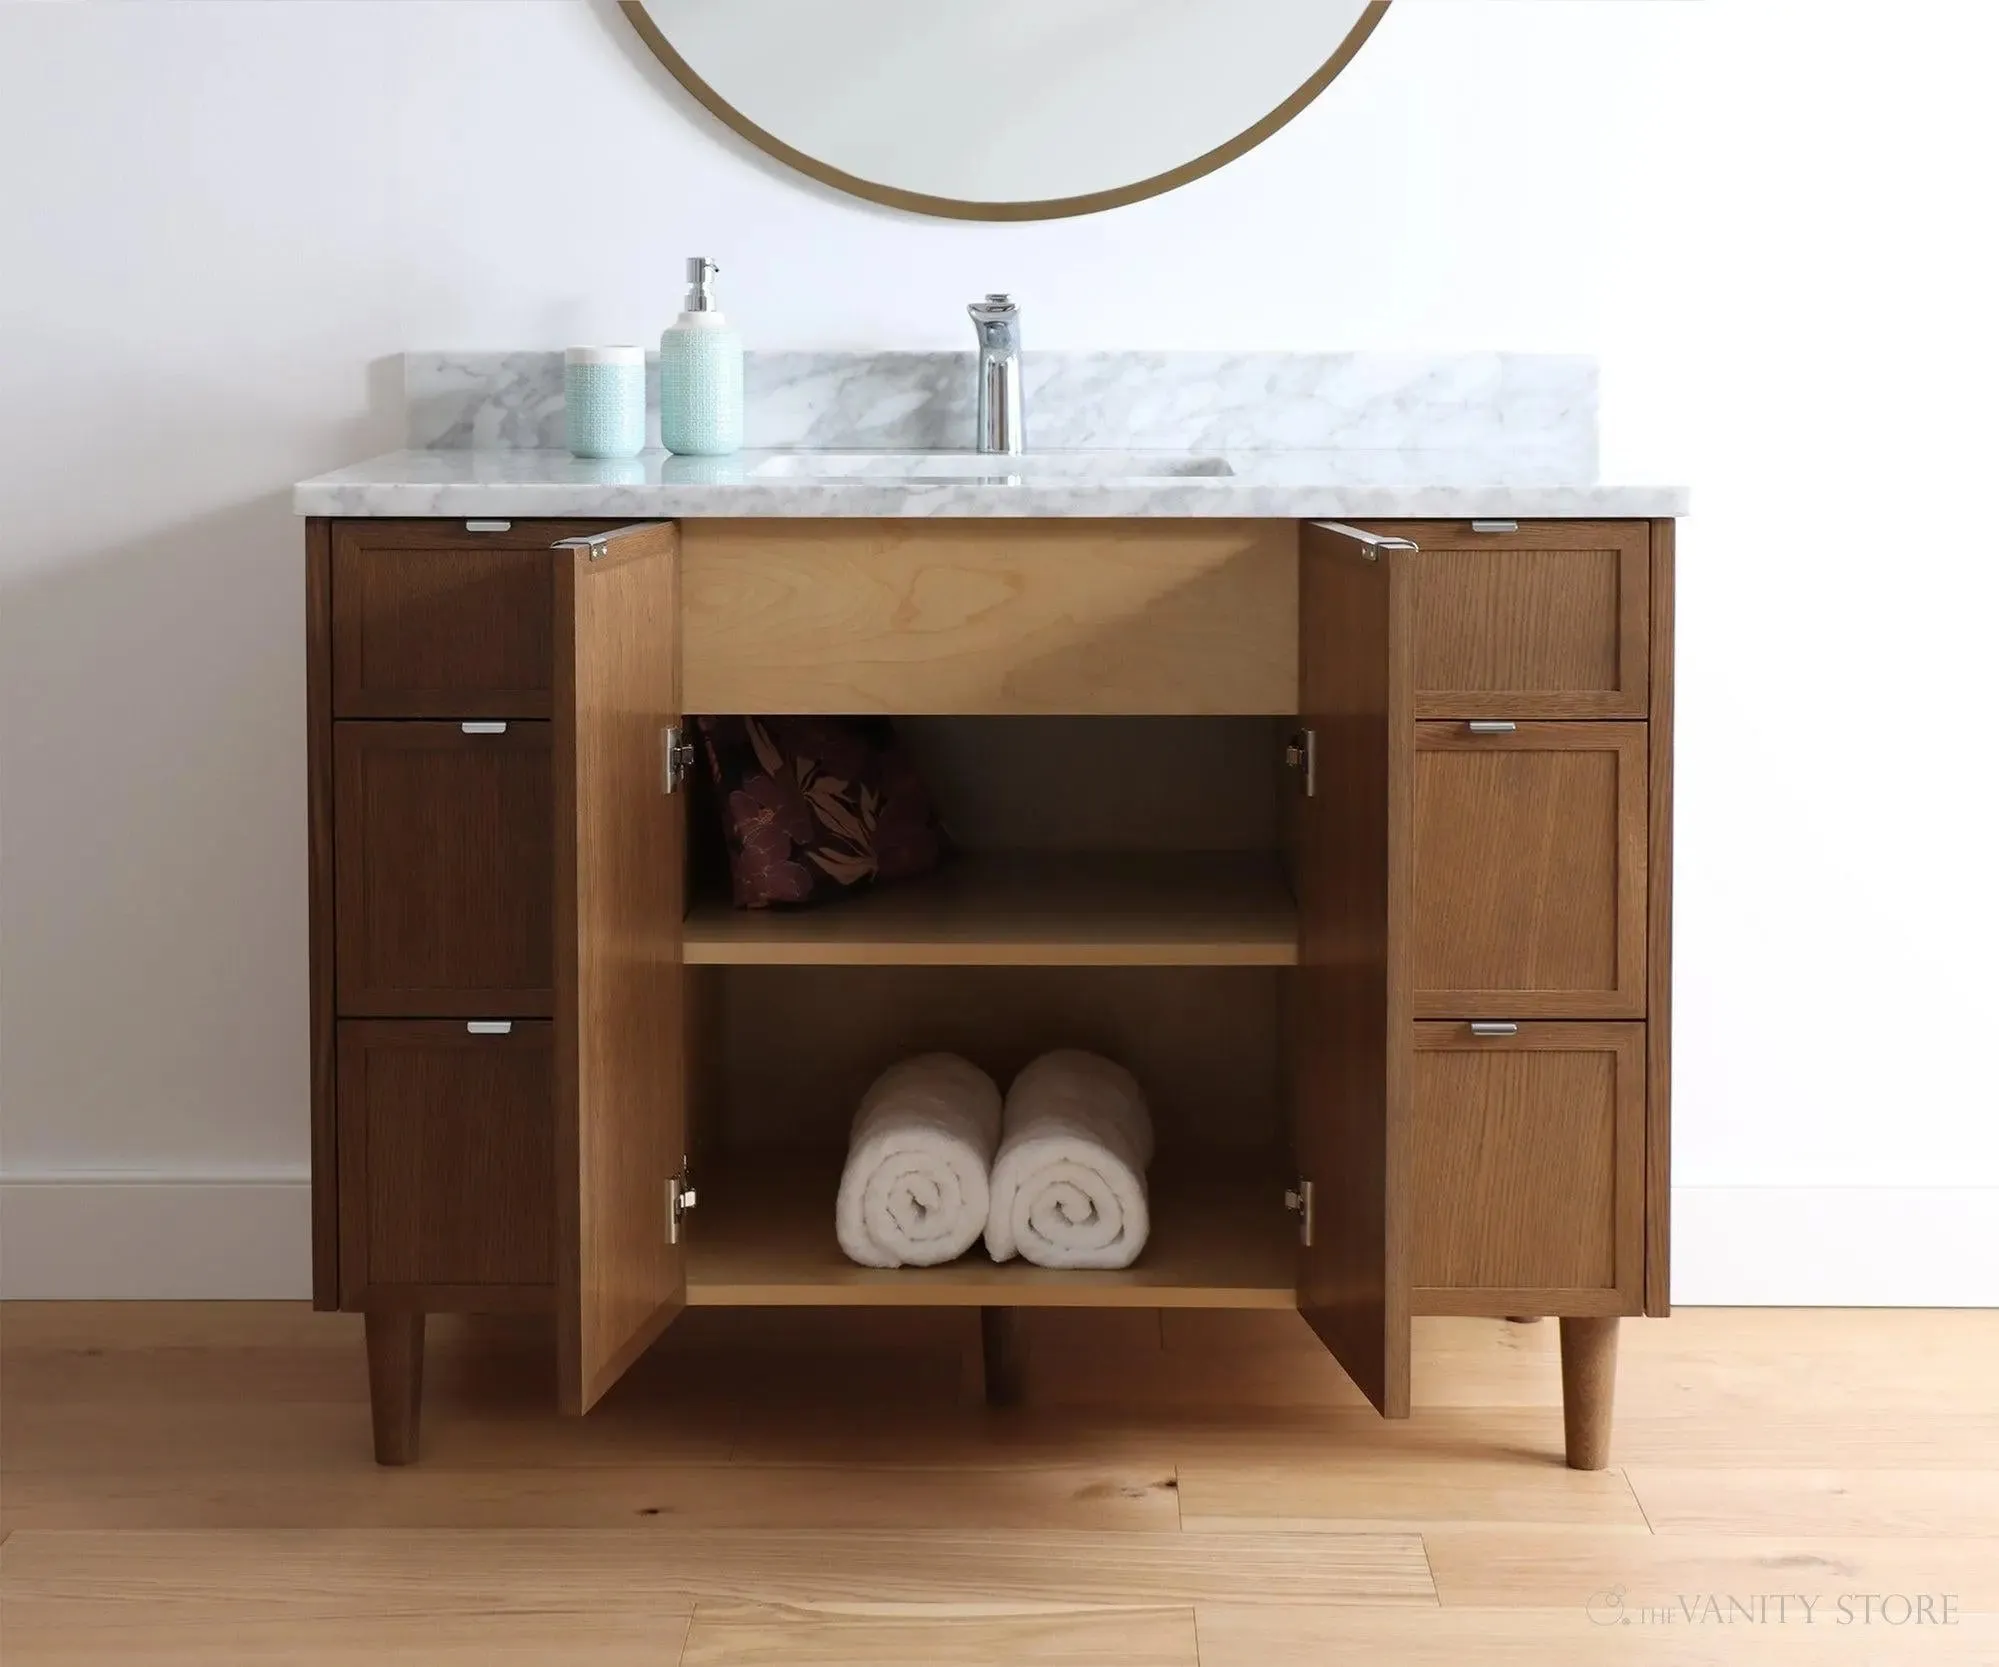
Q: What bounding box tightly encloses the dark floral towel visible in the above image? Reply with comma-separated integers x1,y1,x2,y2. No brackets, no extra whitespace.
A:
695,716,945,908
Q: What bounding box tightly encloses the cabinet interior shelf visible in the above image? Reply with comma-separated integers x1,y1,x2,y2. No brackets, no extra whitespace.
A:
683,1155,1298,1309
681,851,1299,968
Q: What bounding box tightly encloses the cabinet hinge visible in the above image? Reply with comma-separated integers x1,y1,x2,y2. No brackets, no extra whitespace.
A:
1284,1179,1316,1248
1285,729,1317,798
666,1166,698,1245
662,725,696,795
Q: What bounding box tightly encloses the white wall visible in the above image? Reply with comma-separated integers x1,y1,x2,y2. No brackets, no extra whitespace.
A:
2,1,1994,1301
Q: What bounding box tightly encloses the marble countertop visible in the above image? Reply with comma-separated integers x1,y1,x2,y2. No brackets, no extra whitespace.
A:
293,448,1687,520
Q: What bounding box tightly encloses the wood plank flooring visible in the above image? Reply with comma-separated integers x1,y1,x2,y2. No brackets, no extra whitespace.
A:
3,1304,1995,1664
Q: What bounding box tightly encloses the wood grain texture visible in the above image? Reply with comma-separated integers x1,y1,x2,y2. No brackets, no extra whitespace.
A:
1176,1453,1647,1531
1412,721,1647,1019
1558,1316,1619,1470
305,520,338,1310
12,1306,1995,1463
1196,1603,1999,1666
0,1608,690,1667
1410,1022,1645,1316
895,716,1289,855
1292,523,1411,1417
683,1158,1295,1309
334,1022,556,1307
680,520,1298,715
0,1526,1431,1615
1424,1525,1999,1611
553,523,687,1413
1630,1466,1999,1539
981,1307,1028,1406
1386,519,1650,719
332,721,554,1017
684,852,1298,967
1,1460,1180,1533
329,522,562,718
681,1604,1200,1667
709,965,1286,1155
10,1304,1999,1659
1646,520,1675,1316
363,1312,424,1467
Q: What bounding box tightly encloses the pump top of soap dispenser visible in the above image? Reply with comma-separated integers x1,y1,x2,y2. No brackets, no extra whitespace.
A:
683,257,721,315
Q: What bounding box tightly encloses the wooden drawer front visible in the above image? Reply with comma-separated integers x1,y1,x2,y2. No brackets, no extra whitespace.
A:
336,1020,555,1304
681,520,1298,715
1413,721,1646,1018
334,722,553,1016
1411,1021,1644,1315
1398,521,1649,719
331,522,573,718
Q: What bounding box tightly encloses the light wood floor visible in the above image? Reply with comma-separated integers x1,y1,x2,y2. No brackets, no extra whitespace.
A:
3,1304,1996,1664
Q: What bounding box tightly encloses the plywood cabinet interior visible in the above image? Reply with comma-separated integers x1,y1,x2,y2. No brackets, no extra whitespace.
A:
304,514,1673,1472
679,519,1299,715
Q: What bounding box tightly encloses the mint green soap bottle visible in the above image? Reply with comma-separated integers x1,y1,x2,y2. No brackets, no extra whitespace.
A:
659,256,744,456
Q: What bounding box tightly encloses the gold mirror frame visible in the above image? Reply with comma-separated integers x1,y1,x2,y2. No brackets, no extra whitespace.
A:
620,1,1393,222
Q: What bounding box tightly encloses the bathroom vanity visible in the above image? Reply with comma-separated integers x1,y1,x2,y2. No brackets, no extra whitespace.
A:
297,353,1684,1471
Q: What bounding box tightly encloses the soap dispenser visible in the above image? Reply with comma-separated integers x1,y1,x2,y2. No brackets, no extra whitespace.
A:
659,256,744,456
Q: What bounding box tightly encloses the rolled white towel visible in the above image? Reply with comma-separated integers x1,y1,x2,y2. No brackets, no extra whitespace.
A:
836,1053,1002,1268
987,1049,1153,1270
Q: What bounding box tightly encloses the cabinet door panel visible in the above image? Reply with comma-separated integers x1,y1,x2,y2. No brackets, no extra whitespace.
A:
1391,520,1649,719
554,523,688,1414
334,722,553,1015
1411,1021,1644,1315
329,521,617,718
336,1020,555,1308
1413,721,1646,1018
1292,522,1412,1418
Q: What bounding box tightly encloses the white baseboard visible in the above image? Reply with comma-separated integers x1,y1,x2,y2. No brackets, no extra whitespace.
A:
1669,1186,1999,1307
0,1173,311,1299
3,1175,1995,1304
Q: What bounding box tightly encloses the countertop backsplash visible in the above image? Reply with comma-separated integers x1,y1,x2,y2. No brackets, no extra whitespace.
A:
404,349,1599,474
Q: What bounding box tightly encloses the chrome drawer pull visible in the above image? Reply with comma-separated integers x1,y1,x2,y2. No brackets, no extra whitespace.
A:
1470,1022,1520,1037
460,721,508,735
1308,521,1421,561
1470,519,1518,534
466,1021,513,1036
465,520,512,533
1467,720,1517,734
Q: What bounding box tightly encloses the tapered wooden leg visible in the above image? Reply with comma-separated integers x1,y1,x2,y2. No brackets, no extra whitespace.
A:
980,1306,1025,1407
365,1310,425,1466
1559,1316,1619,1470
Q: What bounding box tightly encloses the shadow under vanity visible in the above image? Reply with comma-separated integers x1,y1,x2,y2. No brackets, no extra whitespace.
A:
304,512,1673,1471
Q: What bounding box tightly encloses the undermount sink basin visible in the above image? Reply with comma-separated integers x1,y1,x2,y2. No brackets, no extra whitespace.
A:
750,451,1235,482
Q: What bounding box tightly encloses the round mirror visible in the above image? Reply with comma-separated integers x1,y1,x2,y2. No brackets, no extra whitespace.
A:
621,1,1391,221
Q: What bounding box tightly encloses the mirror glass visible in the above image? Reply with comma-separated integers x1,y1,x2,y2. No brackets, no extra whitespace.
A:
624,1,1387,219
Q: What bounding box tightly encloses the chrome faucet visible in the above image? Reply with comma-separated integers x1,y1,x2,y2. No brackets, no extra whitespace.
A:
967,293,1024,454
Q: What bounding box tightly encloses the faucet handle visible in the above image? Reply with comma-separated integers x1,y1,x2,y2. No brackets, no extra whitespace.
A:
968,292,1019,322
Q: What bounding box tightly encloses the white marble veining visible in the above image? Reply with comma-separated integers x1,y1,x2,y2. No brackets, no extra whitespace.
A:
405,350,1599,473
294,446,1686,519
300,349,1682,518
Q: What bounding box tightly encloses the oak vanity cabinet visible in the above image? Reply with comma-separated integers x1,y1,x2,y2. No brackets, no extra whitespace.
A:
305,514,1673,1470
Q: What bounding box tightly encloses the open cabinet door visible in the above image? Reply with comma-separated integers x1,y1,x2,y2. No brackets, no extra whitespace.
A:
553,523,688,1413
1293,521,1414,1417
